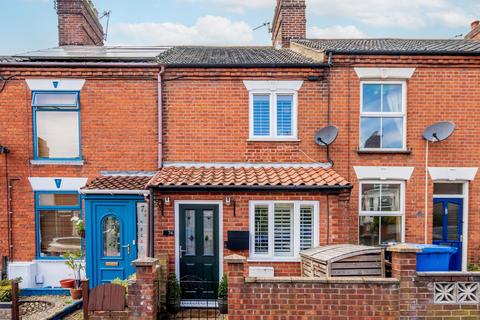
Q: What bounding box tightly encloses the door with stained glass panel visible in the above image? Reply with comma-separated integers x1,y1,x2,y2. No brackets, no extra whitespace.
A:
179,204,220,300
91,201,137,285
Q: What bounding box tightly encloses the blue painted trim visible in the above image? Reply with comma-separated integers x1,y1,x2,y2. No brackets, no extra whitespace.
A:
35,191,82,260
20,288,70,296
32,91,82,161
32,91,80,107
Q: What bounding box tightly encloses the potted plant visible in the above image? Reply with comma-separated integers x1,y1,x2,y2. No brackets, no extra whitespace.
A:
71,216,85,238
217,274,228,314
63,251,85,299
59,279,75,289
166,273,181,314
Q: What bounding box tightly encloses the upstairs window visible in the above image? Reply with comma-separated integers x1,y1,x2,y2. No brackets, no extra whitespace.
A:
32,92,81,160
360,82,406,150
249,201,318,260
244,80,302,141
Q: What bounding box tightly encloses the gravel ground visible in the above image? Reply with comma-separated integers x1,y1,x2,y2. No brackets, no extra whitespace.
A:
20,295,74,320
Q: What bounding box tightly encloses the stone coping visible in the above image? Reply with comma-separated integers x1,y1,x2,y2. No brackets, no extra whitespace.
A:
132,257,159,267
387,243,421,253
245,276,399,285
225,254,247,264
417,271,480,277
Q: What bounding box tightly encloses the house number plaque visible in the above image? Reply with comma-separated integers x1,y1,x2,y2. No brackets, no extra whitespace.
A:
137,202,148,258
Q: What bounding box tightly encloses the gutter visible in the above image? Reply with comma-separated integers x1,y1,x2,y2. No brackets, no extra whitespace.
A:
147,184,352,192
163,63,330,68
325,49,480,56
0,61,159,68
79,189,150,195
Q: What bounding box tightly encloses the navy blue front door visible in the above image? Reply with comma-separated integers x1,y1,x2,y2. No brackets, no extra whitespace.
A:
433,198,463,271
86,199,137,286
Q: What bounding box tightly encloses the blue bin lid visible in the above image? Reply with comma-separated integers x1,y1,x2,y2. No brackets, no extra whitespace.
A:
411,244,457,254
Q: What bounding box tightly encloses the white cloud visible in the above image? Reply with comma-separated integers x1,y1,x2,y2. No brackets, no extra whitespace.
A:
309,25,367,38
178,0,275,13
307,0,473,29
109,15,254,46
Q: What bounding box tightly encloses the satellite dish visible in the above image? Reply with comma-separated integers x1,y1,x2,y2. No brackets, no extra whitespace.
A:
423,121,455,142
314,126,339,146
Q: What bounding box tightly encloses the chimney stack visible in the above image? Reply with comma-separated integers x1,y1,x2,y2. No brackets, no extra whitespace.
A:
465,20,480,40
56,0,104,46
271,0,306,48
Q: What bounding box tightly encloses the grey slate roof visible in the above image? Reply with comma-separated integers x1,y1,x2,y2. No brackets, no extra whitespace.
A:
157,46,319,66
293,39,480,55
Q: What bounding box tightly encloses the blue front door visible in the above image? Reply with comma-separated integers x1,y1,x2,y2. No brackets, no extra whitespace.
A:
433,198,463,271
87,199,137,286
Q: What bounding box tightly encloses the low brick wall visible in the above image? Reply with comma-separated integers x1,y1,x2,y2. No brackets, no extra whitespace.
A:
225,245,480,320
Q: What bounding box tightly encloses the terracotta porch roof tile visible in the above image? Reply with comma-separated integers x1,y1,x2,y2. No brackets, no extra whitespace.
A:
83,175,151,191
147,165,350,190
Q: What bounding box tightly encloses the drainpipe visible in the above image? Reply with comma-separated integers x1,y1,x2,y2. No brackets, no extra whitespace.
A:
157,65,166,168
325,52,334,165
148,187,155,257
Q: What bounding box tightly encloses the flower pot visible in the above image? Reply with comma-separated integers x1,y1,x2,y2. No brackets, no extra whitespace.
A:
218,297,228,314
167,297,181,314
69,288,82,300
60,279,75,289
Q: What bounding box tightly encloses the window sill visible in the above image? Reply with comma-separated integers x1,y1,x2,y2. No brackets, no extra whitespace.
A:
247,138,300,143
247,258,301,263
357,148,411,155
30,159,85,166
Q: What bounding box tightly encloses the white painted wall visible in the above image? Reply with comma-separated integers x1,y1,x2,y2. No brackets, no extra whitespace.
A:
8,260,85,288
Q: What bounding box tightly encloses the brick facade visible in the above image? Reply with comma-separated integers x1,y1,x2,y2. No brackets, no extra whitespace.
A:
271,0,306,48
0,67,159,264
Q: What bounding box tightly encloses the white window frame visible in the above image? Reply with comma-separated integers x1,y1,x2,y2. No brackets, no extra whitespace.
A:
358,180,406,244
249,200,319,261
359,81,407,151
244,81,302,141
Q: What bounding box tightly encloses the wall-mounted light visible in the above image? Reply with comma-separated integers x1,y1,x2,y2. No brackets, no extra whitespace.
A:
225,196,231,206
164,196,171,206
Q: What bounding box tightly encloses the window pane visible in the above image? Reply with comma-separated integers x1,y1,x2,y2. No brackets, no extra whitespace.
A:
39,193,79,207
380,184,401,212
360,117,381,148
361,184,381,211
254,205,269,254
203,210,214,256
382,84,402,112
39,210,81,257
253,95,270,136
276,95,293,136
274,204,293,256
185,210,195,256
103,216,120,257
362,84,381,112
300,206,314,251
36,111,79,158
34,92,78,106
433,202,444,241
382,117,403,149
359,216,379,246
447,202,460,241
380,216,401,243
433,183,463,195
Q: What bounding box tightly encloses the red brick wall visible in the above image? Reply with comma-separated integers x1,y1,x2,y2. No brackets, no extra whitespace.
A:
153,190,351,276
271,0,306,48
0,67,159,263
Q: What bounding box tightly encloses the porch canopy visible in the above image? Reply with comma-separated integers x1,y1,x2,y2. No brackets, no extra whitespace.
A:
81,175,152,194
147,164,351,191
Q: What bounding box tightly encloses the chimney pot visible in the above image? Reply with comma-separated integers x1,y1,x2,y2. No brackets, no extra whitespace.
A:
271,0,306,48
471,20,480,31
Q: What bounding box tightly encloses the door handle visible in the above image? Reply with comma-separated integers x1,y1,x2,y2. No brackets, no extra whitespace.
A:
180,245,186,257
122,244,130,254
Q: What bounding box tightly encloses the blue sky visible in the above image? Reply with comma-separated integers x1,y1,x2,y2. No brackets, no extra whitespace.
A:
1,0,479,55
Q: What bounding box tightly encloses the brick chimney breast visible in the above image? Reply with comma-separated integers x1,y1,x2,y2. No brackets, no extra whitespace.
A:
271,0,306,48
465,19,480,40
56,0,104,46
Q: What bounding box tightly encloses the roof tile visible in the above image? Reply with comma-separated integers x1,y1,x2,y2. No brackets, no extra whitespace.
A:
83,175,151,190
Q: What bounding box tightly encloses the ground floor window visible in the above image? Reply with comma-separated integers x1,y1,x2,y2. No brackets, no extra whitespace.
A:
249,201,319,260
359,181,404,245
35,192,82,257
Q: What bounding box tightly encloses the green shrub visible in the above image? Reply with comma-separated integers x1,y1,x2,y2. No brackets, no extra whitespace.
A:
218,274,228,298
0,281,12,303
167,273,181,300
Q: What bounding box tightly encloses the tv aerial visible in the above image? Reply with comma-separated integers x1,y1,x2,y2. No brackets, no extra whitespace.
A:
314,126,339,165
422,121,455,245
253,22,271,32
